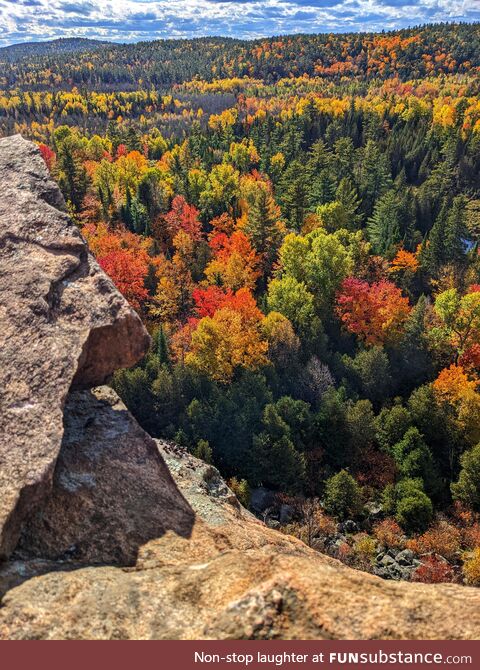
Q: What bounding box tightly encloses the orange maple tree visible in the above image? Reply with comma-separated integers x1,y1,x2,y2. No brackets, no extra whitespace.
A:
205,230,261,291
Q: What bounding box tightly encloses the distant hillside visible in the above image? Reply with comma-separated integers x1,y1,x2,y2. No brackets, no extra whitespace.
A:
0,38,114,62
0,24,479,90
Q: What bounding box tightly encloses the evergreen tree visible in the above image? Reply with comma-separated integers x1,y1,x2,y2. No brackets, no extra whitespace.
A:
335,177,362,229
424,196,467,274
193,439,214,464
451,443,480,511
154,326,171,368
367,190,403,256
244,186,283,277
357,139,392,217
56,137,87,211
278,160,309,231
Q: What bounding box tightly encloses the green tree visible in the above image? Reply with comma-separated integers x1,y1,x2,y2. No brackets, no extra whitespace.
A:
324,470,363,520
375,404,412,452
394,479,433,532
367,190,403,256
56,135,88,210
423,197,467,274
193,439,214,464
251,433,306,494
250,398,311,493
243,185,284,277
392,427,441,498
357,139,392,217
278,160,309,231
343,347,392,407
451,443,480,511
335,177,362,229
279,228,352,313
266,276,318,337
315,201,349,233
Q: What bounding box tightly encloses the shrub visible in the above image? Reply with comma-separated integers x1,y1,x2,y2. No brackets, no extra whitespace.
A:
462,522,480,550
463,548,480,586
314,510,337,537
452,501,476,526
373,518,405,549
193,439,213,464
228,477,251,509
324,470,363,520
353,534,377,564
407,521,461,561
412,555,455,584
336,541,353,563
396,489,433,533
283,499,336,548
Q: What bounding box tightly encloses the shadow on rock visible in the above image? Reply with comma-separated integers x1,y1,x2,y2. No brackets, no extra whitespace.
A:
15,387,195,566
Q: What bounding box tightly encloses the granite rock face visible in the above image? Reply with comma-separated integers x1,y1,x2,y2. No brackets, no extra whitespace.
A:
0,135,150,557
1,446,479,640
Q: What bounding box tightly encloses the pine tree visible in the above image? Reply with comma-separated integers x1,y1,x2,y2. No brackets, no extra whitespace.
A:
424,196,467,274
334,137,355,181
121,189,150,236
155,325,171,368
278,160,309,231
306,140,336,207
56,137,87,211
367,190,403,256
126,126,141,152
335,177,362,229
121,187,134,232
244,186,284,277
357,140,392,218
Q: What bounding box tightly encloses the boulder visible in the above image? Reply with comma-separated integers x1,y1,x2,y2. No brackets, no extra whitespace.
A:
339,520,358,534
15,387,195,565
397,549,416,566
250,487,276,514
0,135,151,557
374,549,419,581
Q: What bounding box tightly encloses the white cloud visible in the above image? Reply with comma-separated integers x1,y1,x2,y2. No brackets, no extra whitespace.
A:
0,0,478,46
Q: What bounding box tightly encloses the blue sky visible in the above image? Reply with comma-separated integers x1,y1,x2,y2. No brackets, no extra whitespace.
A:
0,0,479,47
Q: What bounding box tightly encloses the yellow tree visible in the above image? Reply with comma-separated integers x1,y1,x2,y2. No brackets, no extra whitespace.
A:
186,289,268,382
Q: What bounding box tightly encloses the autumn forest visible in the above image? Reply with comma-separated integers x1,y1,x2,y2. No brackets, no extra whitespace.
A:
3,23,480,586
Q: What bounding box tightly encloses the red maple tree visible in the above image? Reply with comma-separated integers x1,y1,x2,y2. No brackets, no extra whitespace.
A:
336,277,411,345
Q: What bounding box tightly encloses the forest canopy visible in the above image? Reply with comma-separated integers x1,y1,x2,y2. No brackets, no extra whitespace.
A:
5,22,480,585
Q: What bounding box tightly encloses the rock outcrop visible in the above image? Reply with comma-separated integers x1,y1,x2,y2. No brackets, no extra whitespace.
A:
1,445,479,640
0,136,479,640
0,135,151,557
16,388,194,565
